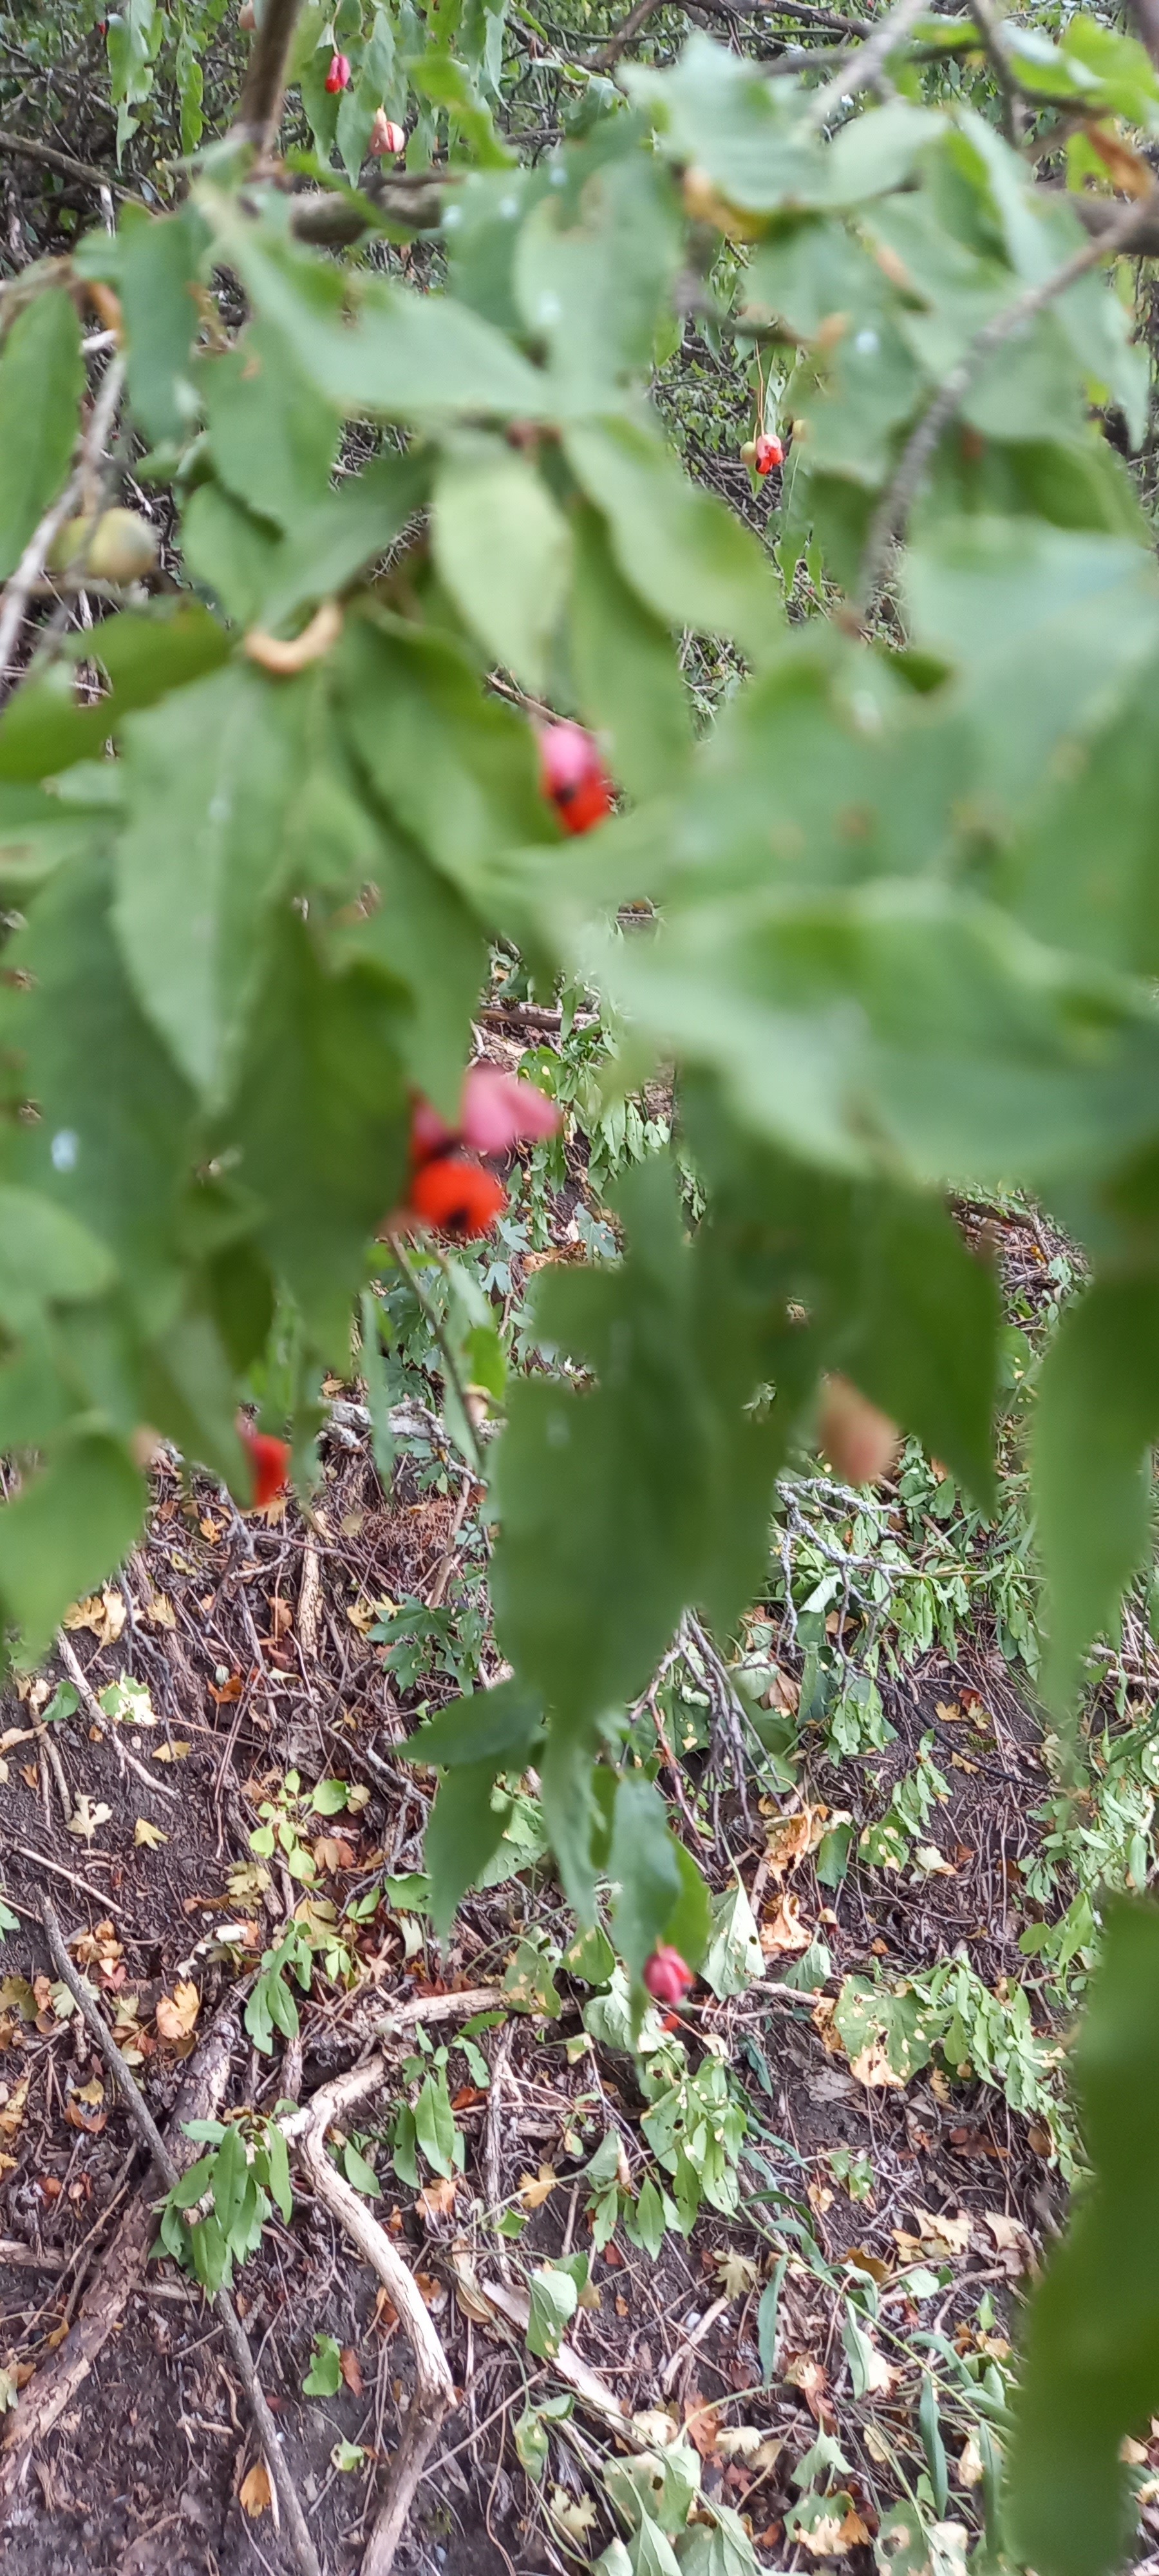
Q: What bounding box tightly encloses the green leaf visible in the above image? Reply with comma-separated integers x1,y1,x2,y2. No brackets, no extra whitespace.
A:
0,1188,116,1325
199,319,341,533
254,451,430,633
0,601,231,784
758,2262,786,2385
405,1679,544,1772
0,291,82,580
701,1882,764,2001
115,665,315,1101
181,481,281,629
1033,1274,1159,1710
310,1779,348,1815
424,1763,513,1938
263,2123,293,2223
432,439,571,692
1007,1903,1159,2576
607,1772,684,1984
526,2260,579,2359
229,911,409,1356
325,779,488,1114
415,2070,458,2177
0,1433,145,1662
118,205,206,445
570,499,691,806
565,417,780,663
211,2123,247,2239
303,2331,343,2396
918,2372,948,2517
343,2143,382,2199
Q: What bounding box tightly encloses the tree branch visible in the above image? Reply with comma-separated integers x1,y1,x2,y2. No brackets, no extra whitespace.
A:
805,0,930,122
232,0,306,156
0,128,147,205
39,1897,323,2576
856,186,1159,620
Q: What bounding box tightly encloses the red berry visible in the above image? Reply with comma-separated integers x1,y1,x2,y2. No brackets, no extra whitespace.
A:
325,50,352,91
460,1065,559,1157
538,721,614,836
240,1425,290,1511
755,432,784,477
409,1153,507,1240
643,1945,694,2005
369,109,406,156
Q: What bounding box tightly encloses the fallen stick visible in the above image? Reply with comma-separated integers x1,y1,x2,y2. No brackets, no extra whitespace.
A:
457,2268,629,2432
0,1998,234,2495
33,1899,323,2576
278,1988,506,2141
297,2070,455,2576
56,1629,179,1804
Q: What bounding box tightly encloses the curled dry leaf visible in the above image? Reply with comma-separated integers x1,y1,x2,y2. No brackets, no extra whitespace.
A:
155,1980,200,2041
238,2461,272,2519
761,1891,811,1956
64,1587,126,1645
518,2163,558,2211
784,2354,833,2424
416,2174,458,2222
339,2346,364,2396
0,2072,30,2138
764,1806,825,1881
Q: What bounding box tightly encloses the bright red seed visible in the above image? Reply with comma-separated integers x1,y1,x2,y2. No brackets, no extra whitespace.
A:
538,721,614,837
409,1154,507,1240
240,1426,290,1511
755,432,784,477
325,50,352,91
643,1945,694,2005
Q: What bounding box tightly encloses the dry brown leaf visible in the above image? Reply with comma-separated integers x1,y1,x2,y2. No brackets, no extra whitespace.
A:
683,2391,722,2459
373,2287,400,2335
760,1891,811,1956
797,2510,850,2556
75,2076,104,2107
64,1587,126,1645
339,2347,364,2396
935,1700,964,1723
764,1808,824,1881
153,1741,192,1763
417,2175,458,2222
840,2510,873,2548
957,2435,984,2489
898,2208,972,2260
716,2248,760,2300
1086,119,1155,196
239,2461,272,2519
845,2247,891,2286
784,2354,832,2423
143,1593,176,1629
134,1818,168,1849
312,1835,357,1875
518,2162,558,2212
413,2271,446,2312
155,1980,200,2041
807,2180,835,2217
0,2072,30,2138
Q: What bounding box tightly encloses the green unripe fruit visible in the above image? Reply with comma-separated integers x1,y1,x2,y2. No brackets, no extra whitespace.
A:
50,508,158,583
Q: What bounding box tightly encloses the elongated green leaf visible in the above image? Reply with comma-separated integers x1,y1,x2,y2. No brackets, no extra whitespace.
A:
0,602,231,784
424,1765,512,1937
405,1679,543,1770
570,499,691,804
199,319,341,533
0,291,82,580
432,440,571,691
1008,1900,1159,2576
118,204,207,444
115,665,315,1103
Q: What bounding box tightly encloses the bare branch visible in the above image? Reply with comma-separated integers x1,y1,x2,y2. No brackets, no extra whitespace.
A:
856,187,1159,620
0,128,147,205
232,0,306,157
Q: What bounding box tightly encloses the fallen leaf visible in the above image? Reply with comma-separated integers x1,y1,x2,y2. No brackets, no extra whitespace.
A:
982,2210,1031,2271
840,2510,873,2548
784,2354,832,2423
64,2100,106,2133
67,1796,112,1844
797,2509,850,2555
807,2181,835,2217
413,2272,446,2312
239,2461,271,2519
632,2409,681,2452
912,1845,956,1877
143,1593,176,1629
373,2287,399,2334
935,1700,963,1723
417,2175,458,2222
717,2425,766,2461
957,2435,984,2488
74,2076,104,2107
761,1890,812,1955
155,1980,200,2041
339,2347,364,2396
518,2163,558,2212
64,1588,126,1645
20,1765,37,1790
848,2040,905,2090
949,1754,979,1776
897,2208,972,2260
683,2391,722,2459
312,1836,357,1874
134,1818,168,1850
549,2489,598,2540
765,1808,824,1880
845,2248,891,2286
207,1672,242,1705
0,2072,30,2137
716,2248,760,2300
153,1741,192,1763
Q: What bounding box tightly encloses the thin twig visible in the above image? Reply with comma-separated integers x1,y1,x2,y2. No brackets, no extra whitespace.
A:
232,0,306,157
0,350,124,692
56,1628,180,1804
805,0,929,122
856,185,1159,618
1,1832,118,1909
966,0,1026,144
39,1897,323,2576
592,0,664,71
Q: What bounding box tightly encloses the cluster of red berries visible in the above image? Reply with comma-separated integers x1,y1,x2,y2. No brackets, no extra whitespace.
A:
740,431,784,477
643,1945,694,2005
539,720,615,835
401,1064,560,1242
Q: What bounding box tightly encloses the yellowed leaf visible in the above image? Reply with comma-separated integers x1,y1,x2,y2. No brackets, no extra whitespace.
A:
716,2248,759,2300
153,1740,192,1763
848,2040,905,2090
64,1587,126,1645
798,2510,850,2555
416,2174,458,2222
134,1817,168,1849
155,1980,200,2041
75,2076,104,2107
239,2461,271,2519
144,1593,176,1629
518,2163,558,2212
0,2072,30,2138
764,1808,824,1881
549,2489,598,2541
898,2208,972,2260
67,1795,112,1843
